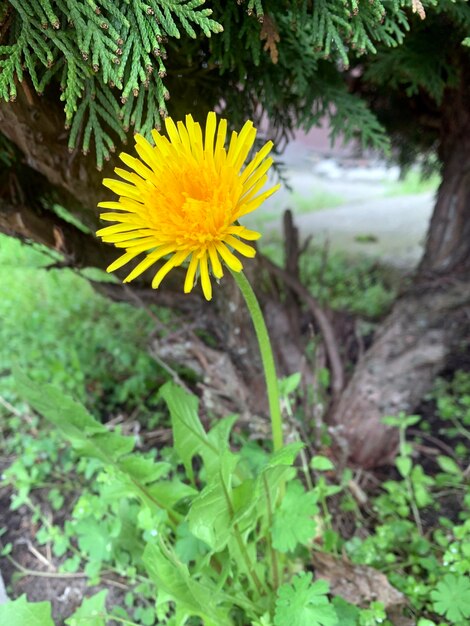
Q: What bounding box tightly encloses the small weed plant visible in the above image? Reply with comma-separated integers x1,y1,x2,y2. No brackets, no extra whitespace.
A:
2,367,469,625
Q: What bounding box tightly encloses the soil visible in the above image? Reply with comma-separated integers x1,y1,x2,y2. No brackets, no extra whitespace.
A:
0,462,125,624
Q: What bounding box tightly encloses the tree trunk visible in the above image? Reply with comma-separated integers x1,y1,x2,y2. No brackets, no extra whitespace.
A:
330,79,470,468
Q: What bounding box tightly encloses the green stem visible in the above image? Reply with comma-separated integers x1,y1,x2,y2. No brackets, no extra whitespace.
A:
262,473,280,591
230,270,283,451
219,469,269,596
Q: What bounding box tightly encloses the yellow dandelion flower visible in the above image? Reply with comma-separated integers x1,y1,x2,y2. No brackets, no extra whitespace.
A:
96,112,280,300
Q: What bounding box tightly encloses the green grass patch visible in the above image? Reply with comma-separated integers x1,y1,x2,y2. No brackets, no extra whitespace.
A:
291,188,345,214
385,169,441,197
0,235,168,416
251,187,345,231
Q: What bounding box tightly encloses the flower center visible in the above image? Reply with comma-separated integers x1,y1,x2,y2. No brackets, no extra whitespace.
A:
147,160,240,246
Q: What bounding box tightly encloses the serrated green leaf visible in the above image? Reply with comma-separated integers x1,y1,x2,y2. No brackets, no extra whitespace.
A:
205,414,238,476
0,595,55,626
272,481,319,553
118,456,171,484
14,368,134,463
274,573,337,626
160,382,212,482
431,574,470,622
14,367,103,437
74,519,112,563
65,590,108,626
264,442,304,469
143,543,231,626
187,450,239,551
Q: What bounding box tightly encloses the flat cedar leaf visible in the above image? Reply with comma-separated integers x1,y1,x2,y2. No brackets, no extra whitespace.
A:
142,543,231,626
0,595,55,626
274,573,337,626
272,481,319,552
65,590,108,626
430,574,470,622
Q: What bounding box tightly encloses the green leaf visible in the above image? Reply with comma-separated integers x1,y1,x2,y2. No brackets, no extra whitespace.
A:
14,369,179,516
436,455,462,476
148,479,198,510
265,442,305,469
332,597,359,626
272,481,319,552
160,382,217,483
143,543,232,626
187,450,239,551
14,367,104,438
118,456,171,484
274,573,337,626
205,414,238,477
431,574,470,622
174,521,209,564
0,595,55,626
311,456,335,471
74,519,112,562
65,590,108,626
396,455,412,478
279,372,301,396
233,442,303,530
14,368,134,463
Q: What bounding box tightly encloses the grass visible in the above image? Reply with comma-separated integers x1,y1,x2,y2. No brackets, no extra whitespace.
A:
385,169,441,197
251,187,345,230
0,234,169,416
290,188,345,214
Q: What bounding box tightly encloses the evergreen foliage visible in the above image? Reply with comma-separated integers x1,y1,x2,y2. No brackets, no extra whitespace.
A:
353,0,470,171
0,0,445,169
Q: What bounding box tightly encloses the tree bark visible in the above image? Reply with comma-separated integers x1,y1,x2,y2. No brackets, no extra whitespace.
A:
330,77,470,468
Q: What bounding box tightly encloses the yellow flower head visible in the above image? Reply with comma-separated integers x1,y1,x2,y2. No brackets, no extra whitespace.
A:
97,112,280,300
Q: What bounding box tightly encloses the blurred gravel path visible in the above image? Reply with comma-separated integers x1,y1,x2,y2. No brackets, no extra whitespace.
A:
264,190,434,268
247,126,436,269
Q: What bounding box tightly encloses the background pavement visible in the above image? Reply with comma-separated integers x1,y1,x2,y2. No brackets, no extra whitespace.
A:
246,126,437,269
